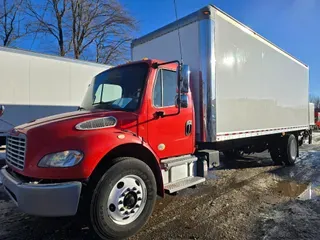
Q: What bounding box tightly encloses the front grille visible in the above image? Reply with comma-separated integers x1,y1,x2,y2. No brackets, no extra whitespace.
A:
6,135,26,170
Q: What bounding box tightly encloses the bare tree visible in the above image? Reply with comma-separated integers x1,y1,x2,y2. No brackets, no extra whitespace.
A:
0,0,29,46
310,95,320,109
95,37,131,65
26,0,136,62
26,0,69,56
69,0,135,63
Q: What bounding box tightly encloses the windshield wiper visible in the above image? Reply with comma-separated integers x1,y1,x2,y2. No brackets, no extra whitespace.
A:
92,101,111,106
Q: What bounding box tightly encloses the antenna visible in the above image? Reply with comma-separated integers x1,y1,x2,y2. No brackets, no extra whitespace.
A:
173,0,183,63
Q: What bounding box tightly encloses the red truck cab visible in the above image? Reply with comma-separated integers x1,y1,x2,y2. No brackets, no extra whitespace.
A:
0,59,197,239
315,109,320,129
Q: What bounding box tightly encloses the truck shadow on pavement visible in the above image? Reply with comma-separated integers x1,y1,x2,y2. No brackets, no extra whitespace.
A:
218,152,275,170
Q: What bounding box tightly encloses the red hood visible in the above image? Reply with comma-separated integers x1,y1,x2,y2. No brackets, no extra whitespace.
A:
14,109,136,133
8,109,141,179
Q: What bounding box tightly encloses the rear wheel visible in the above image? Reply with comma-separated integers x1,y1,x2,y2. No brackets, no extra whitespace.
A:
269,147,283,165
309,132,312,144
281,134,298,166
90,157,157,240
269,134,298,166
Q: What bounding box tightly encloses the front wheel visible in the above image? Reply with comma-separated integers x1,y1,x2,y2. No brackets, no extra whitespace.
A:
90,157,157,240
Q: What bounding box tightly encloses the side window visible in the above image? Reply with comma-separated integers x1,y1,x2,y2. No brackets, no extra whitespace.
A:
152,69,176,107
162,70,177,106
153,73,162,107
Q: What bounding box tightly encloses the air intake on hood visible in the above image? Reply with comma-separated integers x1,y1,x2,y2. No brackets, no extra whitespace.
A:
75,117,117,130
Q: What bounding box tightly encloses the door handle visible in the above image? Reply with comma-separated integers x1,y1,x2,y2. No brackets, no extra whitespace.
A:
154,111,165,119
185,120,192,136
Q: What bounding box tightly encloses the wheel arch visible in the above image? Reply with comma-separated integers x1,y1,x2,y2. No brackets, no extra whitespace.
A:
89,143,164,197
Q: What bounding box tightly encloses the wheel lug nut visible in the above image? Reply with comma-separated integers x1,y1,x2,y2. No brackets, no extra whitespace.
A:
125,211,129,215
119,200,123,204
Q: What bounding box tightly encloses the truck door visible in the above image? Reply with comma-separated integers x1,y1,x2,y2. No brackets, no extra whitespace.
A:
147,67,194,159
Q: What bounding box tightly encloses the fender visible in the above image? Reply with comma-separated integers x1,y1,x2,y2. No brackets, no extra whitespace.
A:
89,130,165,197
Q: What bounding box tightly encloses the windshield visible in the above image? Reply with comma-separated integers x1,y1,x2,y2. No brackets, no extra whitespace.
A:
80,63,149,111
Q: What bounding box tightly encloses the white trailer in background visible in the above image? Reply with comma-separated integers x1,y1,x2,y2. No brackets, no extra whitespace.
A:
132,5,310,162
0,47,110,145
309,103,315,127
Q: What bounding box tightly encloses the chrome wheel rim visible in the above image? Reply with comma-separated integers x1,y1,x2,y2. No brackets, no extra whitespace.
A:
107,175,147,225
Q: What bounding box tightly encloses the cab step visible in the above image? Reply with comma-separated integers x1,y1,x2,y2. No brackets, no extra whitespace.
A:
164,176,205,193
161,155,197,169
161,155,207,193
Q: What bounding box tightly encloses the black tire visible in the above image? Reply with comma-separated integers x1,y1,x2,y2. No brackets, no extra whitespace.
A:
269,147,283,165
309,133,312,144
90,157,157,240
281,134,298,166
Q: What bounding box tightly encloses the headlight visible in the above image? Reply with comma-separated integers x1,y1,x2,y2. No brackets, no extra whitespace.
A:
38,150,84,168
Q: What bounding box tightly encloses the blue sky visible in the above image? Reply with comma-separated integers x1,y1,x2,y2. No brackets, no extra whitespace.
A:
120,0,320,96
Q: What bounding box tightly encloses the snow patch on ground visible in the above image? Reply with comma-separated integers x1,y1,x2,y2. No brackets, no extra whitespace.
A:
260,199,320,240
313,132,320,144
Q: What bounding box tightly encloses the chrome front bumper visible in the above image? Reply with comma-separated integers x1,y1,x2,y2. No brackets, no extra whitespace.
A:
0,166,82,217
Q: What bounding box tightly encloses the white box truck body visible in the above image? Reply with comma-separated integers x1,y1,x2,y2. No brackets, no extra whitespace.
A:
0,47,110,144
132,5,309,143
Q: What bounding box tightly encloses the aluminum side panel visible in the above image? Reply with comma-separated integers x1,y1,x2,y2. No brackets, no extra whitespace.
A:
214,13,309,135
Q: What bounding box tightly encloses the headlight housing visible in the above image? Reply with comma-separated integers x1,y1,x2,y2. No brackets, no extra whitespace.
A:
38,150,84,168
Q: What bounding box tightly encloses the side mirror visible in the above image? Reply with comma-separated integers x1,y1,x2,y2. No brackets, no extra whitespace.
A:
0,105,4,117
179,64,190,94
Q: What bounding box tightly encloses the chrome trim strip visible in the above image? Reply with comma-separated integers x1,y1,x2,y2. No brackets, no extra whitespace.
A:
199,19,216,142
